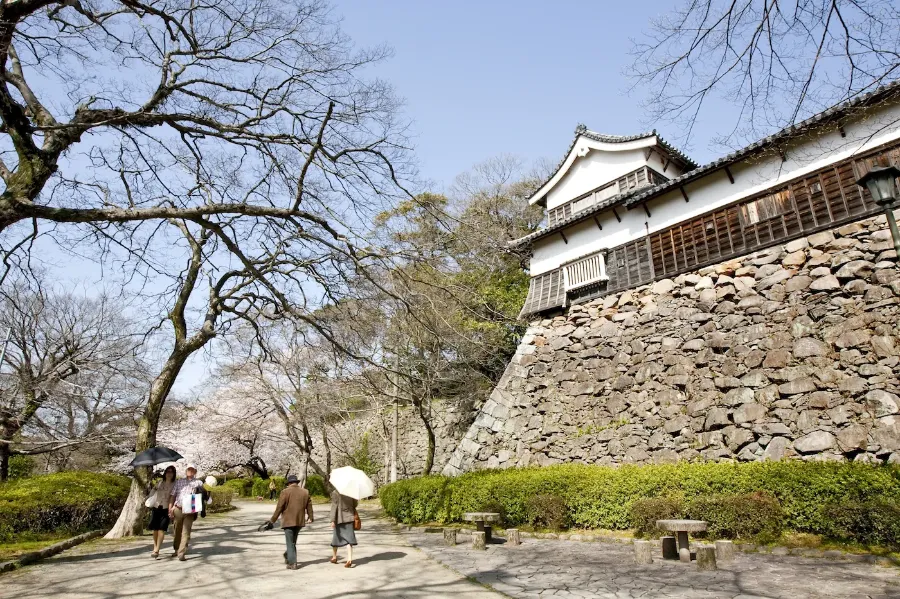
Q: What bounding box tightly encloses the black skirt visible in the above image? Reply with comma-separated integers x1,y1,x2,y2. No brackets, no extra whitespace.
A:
331,522,357,547
148,506,170,531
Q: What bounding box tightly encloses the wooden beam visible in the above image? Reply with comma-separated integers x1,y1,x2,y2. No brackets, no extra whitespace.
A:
724,166,735,184
643,202,651,218
838,124,846,138
593,215,602,230
560,230,568,244
680,186,689,202
612,207,621,222
663,157,671,172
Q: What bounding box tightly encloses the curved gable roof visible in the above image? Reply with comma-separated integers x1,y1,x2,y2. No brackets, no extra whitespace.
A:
528,125,697,206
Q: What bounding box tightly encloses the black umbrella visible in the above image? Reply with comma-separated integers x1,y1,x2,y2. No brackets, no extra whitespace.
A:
129,447,183,467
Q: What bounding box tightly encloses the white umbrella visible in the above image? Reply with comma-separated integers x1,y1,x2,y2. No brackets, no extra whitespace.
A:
329,466,375,500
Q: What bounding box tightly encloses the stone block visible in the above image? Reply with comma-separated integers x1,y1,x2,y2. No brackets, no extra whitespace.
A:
633,540,654,564
506,528,521,546
866,390,899,417
472,531,486,550
443,529,457,546
793,338,830,358
696,545,717,570
715,540,735,562
794,431,836,453
810,275,840,290
661,536,678,560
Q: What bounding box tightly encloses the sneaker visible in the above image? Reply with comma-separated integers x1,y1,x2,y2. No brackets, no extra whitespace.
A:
283,552,288,564
286,563,298,570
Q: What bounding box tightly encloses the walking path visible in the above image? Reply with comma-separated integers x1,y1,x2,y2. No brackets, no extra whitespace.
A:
0,501,500,599
406,528,900,599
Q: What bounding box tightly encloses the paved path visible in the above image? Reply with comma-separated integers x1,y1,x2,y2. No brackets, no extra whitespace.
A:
1,501,500,599
407,529,900,599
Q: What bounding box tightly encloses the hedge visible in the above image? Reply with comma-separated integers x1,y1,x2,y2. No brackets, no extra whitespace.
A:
223,475,329,498
0,471,131,542
380,462,900,544
205,487,234,513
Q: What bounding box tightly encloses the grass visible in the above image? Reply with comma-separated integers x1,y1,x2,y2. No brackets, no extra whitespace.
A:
0,532,69,561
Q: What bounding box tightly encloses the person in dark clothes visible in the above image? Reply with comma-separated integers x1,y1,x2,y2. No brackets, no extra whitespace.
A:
147,465,176,558
268,474,314,569
329,490,358,568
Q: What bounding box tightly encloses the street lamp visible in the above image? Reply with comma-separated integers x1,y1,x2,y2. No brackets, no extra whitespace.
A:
857,165,900,258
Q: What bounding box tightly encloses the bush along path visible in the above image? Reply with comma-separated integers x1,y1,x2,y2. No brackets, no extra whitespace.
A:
380,461,900,549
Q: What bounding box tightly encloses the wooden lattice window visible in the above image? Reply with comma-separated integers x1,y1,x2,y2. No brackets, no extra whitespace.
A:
521,269,566,316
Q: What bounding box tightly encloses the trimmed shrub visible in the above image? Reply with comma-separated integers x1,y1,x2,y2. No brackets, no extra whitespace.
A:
380,461,900,545
0,471,130,541
223,478,253,497
822,499,900,547
525,493,568,531
252,476,285,498
206,487,235,513
630,497,684,537
305,474,328,497
687,491,784,542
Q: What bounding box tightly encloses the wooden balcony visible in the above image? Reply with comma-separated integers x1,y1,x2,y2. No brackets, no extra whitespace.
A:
563,251,608,291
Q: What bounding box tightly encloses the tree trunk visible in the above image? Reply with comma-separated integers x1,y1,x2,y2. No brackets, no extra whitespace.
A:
105,345,199,538
415,399,436,475
0,440,9,481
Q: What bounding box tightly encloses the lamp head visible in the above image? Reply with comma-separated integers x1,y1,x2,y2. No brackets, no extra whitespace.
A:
857,165,900,208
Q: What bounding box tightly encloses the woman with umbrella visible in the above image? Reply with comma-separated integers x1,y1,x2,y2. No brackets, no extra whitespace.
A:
129,446,183,559
147,465,176,558
328,466,374,568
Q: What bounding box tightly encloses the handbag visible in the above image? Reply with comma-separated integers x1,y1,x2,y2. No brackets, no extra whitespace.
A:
144,494,156,509
353,509,362,531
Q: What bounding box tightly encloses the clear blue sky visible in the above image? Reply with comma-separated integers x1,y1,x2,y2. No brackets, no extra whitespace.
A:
332,0,727,189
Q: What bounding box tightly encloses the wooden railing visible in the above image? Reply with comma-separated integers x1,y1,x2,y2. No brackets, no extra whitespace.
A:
563,251,608,291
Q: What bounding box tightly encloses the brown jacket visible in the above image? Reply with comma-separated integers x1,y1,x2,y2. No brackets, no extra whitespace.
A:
330,491,358,525
270,485,314,529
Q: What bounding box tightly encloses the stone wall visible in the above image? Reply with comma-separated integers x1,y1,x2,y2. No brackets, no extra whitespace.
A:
443,214,900,475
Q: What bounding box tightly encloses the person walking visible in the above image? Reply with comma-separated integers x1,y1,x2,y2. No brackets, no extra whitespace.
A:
147,465,176,558
330,490,358,568
268,479,277,500
168,464,205,561
267,474,314,570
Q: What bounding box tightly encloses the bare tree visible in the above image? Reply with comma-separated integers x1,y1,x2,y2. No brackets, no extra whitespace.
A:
0,276,141,480
632,0,900,146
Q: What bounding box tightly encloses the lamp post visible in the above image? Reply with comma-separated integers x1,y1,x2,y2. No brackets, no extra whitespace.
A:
857,165,900,258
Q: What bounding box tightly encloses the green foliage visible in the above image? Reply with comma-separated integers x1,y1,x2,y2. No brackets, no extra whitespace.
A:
252,476,285,498
223,478,254,497
822,499,900,547
8,455,35,479
305,474,328,497
380,462,900,545
343,434,380,478
630,497,684,537
0,471,130,541
525,494,568,531
205,487,235,513
688,492,784,542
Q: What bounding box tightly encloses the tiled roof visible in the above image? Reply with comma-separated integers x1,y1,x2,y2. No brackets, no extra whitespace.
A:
511,80,900,249
527,126,698,205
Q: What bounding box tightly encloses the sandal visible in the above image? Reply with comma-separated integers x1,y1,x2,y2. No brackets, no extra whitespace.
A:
344,561,353,568
329,556,338,564
151,552,159,558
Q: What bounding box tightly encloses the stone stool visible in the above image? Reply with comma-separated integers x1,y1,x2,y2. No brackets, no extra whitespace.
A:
472,531,486,550
696,545,717,571
443,529,457,546
661,536,678,560
633,540,653,564
715,540,734,562
506,529,521,546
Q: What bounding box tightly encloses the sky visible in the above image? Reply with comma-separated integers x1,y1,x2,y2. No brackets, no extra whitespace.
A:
330,0,727,191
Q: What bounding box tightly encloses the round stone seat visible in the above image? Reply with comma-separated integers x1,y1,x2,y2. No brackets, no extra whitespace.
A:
463,512,502,523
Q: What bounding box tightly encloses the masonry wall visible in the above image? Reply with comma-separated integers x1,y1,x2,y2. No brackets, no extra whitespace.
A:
443,214,900,475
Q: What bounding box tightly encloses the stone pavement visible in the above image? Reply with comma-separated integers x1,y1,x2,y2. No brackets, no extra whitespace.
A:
406,529,900,599
0,501,501,599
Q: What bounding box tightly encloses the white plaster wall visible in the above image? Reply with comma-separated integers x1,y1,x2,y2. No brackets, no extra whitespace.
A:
547,147,649,210
529,102,900,277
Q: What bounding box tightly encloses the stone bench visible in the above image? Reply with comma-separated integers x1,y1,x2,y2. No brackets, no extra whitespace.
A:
463,512,501,544
656,519,708,562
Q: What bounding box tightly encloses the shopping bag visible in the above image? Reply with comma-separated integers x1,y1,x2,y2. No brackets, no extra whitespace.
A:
184,492,203,514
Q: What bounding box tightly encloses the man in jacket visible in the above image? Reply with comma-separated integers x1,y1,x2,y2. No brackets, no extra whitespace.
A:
269,474,314,569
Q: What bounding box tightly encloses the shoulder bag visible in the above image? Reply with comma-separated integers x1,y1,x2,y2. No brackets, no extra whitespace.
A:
353,509,362,531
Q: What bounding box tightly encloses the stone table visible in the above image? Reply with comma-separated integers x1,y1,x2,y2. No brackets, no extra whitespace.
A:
656,519,707,562
463,512,501,543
